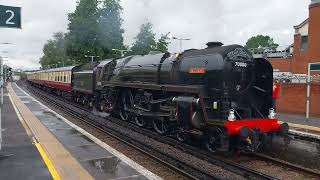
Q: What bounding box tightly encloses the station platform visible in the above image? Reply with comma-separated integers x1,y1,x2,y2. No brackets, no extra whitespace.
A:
277,113,320,141
0,88,51,180
1,82,161,180
278,113,320,128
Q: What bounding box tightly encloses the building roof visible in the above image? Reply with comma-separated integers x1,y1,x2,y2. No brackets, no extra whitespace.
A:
294,18,309,29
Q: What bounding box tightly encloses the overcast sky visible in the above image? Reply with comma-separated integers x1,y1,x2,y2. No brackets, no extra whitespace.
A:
0,0,310,70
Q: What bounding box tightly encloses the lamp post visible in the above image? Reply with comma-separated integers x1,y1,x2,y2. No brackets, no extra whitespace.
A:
85,55,99,63
170,36,191,53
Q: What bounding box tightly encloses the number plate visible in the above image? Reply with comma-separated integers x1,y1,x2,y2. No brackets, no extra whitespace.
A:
234,62,247,68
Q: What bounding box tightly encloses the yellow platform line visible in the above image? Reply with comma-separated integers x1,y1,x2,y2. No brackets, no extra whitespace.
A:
288,122,320,132
34,140,61,180
7,83,93,180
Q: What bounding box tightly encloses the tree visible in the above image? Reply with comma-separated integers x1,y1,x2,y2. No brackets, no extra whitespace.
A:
98,0,124,52
65,0,125,62
39,32,68,69
155,32,170,53
130,22,157,55
65,0,101,63
245,35,279,52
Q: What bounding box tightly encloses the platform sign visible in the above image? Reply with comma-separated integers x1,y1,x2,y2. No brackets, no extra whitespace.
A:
0,5,21,29
310,63,320,71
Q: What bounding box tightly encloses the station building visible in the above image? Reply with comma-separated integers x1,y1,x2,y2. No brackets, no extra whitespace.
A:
265,0,320,116
269,0,320,74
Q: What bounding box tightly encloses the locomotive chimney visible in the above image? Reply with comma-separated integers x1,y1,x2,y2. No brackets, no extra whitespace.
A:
206,42,223,48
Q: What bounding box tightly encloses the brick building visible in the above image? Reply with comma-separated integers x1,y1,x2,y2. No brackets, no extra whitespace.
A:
264,0,320,116
269,0,320,74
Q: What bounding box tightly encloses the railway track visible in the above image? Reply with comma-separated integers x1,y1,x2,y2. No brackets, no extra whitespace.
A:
21,81,320,179
252,153,320,177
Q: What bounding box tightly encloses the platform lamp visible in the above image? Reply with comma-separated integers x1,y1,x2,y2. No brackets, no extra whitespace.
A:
169,36,191,53
85,52,100,63
85,55,100,63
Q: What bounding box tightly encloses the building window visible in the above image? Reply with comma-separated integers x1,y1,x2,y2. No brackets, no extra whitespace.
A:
300,36,308,51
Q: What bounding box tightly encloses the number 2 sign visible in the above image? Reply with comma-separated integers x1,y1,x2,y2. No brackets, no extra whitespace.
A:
0,5,21,28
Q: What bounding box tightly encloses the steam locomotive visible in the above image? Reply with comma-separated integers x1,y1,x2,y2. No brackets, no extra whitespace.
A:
28,42,289,152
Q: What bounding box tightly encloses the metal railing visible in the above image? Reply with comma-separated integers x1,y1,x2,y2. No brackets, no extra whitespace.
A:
273,72,320,83
248,45,293,59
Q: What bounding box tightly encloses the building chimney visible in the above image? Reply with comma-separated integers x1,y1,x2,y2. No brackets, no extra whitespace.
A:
308,0,320,62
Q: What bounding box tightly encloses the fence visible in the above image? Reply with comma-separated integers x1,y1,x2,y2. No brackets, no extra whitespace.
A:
276,82,320,116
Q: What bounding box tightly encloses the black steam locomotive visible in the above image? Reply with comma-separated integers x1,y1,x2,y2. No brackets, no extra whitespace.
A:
28,42,289,152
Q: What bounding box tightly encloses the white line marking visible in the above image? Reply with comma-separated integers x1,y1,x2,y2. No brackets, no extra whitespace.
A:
110,174,143,180
290,129,320,140
14,83,163,180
